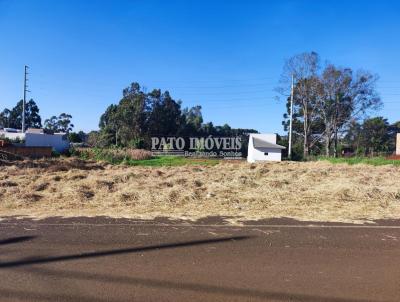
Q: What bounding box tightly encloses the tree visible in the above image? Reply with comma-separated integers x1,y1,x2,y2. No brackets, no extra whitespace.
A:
281,93,321,160
0,109,12,128
87,131,101,147
99,104,118,129
147,89,184,136
388,120,400,152
181,105,203,136
44,113,74,133
98,83,205,147
278,53,382,158
0,99,42,129
201,122,215,136
97,82,254,149
99,104,119,146
319,65,353,156
343,120,363,154
319,66,381,156
278,52,322,158
44,116,58,132
115,82,149,146
68,131,87,143
360,117,390,154
214,124,232,136
57,113,74,133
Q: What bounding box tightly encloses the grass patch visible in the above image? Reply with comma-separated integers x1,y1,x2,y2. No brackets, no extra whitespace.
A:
318,156,400,166
74,148,219,166
124,156,220,166
74,148,152,164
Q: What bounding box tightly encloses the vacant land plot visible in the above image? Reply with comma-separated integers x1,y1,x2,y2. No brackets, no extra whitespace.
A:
1,158,400,224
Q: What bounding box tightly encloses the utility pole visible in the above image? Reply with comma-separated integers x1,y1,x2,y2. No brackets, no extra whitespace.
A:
288,74,294,159
22,65,29,133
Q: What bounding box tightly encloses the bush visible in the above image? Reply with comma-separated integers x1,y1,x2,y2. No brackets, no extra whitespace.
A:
74,148,153,164
0,135,25,145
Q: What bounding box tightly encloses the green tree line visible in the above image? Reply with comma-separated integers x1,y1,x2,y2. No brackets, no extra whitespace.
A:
0,99,74,133
89,82,257,151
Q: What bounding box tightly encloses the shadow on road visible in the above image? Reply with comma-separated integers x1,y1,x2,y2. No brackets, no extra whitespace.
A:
0,235,250,268
0,289,118,302
7,266,378,302
0,234,390,302
0,236,36,246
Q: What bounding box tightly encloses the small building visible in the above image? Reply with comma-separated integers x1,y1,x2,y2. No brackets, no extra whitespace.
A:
396,133,400,155
0,128,25,141
0,128,69,153
247,133,285,163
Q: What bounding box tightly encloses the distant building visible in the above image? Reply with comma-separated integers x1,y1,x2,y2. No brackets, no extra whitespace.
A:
0,128,69,153
0,128,25,141
247,133,285,163
396,133,400,155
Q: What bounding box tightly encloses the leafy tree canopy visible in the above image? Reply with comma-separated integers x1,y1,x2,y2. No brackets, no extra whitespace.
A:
0,99,42,130
96,82,258,151
44,113,74,133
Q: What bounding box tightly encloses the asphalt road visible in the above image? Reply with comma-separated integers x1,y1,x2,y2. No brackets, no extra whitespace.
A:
0,217,399,302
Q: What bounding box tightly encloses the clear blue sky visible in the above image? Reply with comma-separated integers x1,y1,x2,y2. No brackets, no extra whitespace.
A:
1,0,399,133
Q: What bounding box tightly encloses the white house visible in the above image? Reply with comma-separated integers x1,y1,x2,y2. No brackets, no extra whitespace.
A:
0,128,70,153
0,128,25,140
247,133,285,163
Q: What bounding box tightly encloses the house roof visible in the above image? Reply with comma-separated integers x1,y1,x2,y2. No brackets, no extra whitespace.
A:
26,128,44,134
253,137,286,149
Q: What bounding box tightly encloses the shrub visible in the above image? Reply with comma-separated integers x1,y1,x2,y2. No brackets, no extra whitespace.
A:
74,148,153,164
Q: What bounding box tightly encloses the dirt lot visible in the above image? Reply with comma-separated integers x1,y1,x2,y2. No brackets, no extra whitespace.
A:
1,158,400,224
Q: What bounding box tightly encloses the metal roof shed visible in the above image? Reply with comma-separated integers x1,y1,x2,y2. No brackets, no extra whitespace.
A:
247,133,285,163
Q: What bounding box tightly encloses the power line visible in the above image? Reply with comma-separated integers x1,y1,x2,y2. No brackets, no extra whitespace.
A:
181,96,277,103
172,88,277,96
141,76,276,84
152,82,278,89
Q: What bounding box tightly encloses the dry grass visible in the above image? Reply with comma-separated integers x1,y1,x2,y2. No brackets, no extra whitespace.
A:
75,148,153,163
1,157,400,224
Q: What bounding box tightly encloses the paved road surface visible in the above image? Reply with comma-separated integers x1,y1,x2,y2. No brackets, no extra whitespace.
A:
0,217,399,302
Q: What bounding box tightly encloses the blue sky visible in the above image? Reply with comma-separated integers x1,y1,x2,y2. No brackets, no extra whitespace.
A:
1,0,399,133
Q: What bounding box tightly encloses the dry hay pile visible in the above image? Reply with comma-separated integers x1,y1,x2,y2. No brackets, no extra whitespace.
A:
1,158,400,223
